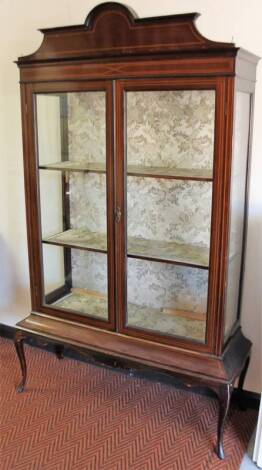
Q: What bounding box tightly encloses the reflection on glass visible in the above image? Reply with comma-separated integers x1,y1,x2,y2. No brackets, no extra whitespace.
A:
224,92,251,338
36,91,108,319
39,170,63,238
126,90,215,342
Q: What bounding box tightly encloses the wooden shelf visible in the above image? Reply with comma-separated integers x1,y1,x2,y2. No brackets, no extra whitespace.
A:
43,228,209,268
43,229,107,254
128,236,209,268
51,288,206,342
128,165,213,181
39,161,213,181
39,161,106,173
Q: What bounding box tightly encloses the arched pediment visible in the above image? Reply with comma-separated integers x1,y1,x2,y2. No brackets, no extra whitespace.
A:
18,2,236,65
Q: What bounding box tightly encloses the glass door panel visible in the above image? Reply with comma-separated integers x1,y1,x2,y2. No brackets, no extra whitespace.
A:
126,90,215,177
127,259,209,342
125,88,216,343
36,90,111,323
42,245,108,320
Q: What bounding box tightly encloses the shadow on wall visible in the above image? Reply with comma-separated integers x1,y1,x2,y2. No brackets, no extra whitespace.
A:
0,234,30,320
0,234,18,307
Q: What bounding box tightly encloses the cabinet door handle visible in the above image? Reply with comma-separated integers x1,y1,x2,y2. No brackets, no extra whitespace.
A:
114,206,121,223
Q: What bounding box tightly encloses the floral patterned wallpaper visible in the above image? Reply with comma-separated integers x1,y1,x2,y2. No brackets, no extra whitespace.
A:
127,258,208,313
70,172,107,233
127,177,212,247
68,91,106,163
65,89,215,340
71,249,108,296
127,90,215,170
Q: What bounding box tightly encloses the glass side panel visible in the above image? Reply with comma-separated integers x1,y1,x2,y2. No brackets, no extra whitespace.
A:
125,89,215,342
36,92,109,320
224,92,251,338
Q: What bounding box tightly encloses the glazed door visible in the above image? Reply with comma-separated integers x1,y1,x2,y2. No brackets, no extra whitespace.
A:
115,78,225,350
30,81,116,329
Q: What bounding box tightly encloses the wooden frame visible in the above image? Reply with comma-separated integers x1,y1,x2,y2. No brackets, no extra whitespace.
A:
15,2,259,460
115,76,228,353
23,80,116,331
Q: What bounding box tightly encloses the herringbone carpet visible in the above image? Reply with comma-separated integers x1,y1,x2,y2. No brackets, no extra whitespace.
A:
0,338,257,470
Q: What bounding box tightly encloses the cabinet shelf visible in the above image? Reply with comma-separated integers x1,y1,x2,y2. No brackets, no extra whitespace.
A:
39,161,213,181
42,228,209,268
43,229,107,254
52,288,206,342
40,161,105,173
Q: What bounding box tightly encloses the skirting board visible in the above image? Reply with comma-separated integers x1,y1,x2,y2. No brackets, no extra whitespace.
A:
253,397,262,467
0,322,259,410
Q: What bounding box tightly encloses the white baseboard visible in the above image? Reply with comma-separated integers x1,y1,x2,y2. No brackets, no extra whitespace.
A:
253,395,262,467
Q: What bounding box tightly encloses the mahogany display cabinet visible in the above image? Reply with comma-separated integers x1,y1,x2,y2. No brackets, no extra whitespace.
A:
14,2,259,459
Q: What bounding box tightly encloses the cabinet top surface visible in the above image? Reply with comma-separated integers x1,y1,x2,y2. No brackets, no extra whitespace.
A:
17,1,250,66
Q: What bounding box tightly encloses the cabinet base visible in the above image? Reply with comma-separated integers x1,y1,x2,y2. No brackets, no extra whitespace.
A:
15,313,251,459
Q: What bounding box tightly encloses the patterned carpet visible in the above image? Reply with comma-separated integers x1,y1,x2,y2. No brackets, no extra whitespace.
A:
0,338,257,470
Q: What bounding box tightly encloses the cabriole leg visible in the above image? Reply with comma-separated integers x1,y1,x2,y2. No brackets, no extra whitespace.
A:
216,383,233,460
14,331,27,393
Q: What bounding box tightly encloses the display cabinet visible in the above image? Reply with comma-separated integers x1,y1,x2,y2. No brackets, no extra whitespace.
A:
14,2,259,459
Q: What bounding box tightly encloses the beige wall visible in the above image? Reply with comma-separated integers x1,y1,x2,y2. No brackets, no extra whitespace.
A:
0,0,261,392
